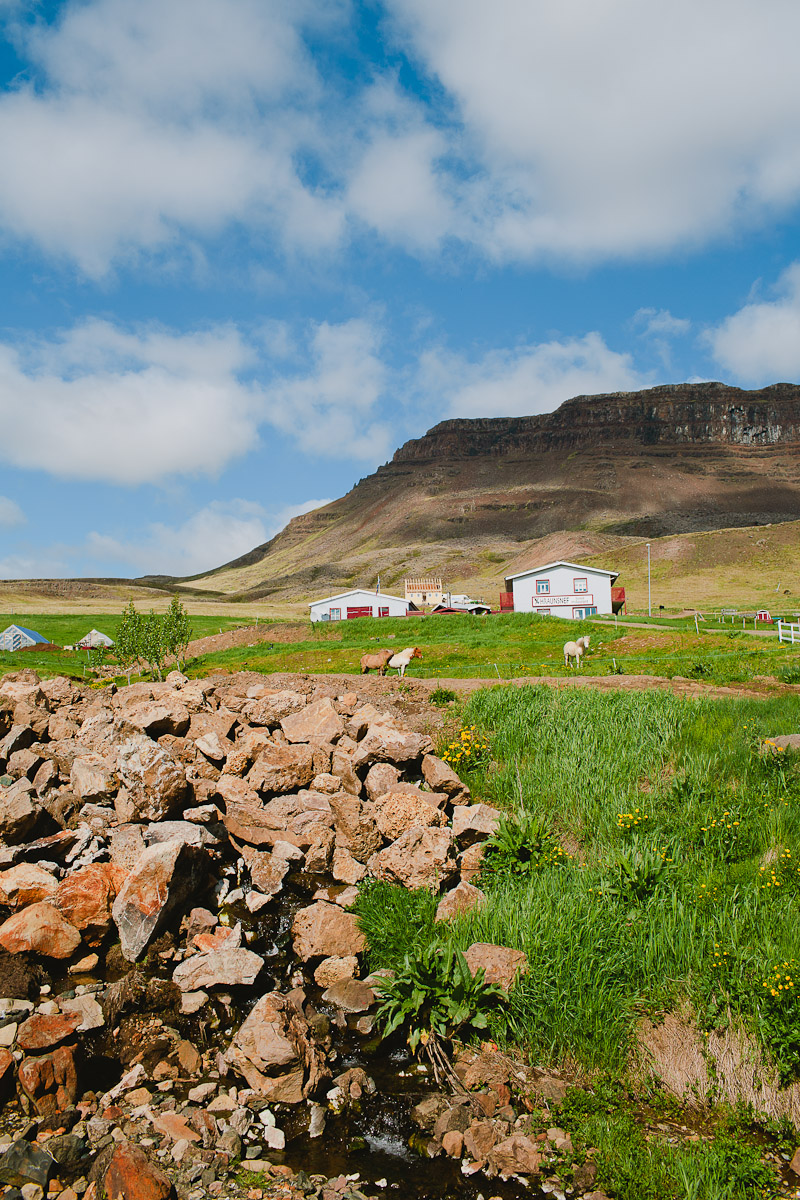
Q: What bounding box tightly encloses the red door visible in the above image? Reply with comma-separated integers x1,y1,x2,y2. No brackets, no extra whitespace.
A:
347,606,372,619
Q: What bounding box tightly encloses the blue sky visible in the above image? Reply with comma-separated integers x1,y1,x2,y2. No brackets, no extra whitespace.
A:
2,0,800,579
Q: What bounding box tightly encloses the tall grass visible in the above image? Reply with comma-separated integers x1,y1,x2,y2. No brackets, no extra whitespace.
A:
358,686,800,1083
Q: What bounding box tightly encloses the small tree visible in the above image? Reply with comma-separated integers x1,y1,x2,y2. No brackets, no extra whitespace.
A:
115,600,143,685
140,609,168,681
164,595,192,671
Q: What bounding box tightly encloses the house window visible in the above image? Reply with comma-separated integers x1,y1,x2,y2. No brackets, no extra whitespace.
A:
378,606,389,618
574,578,588,593
536,579,550,594
329,607,341,621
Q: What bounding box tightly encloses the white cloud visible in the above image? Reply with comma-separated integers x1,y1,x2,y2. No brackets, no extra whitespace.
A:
263,319,393,460
0,497,25,527
0,319,263,484
86,500,269,576
706,264,800,383
0,0,344,274
633,309,691,338
417,332,647,418
384,0,800,261
85,496,332,576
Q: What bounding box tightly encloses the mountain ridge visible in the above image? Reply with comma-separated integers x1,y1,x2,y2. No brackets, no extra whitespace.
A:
182,382,800,602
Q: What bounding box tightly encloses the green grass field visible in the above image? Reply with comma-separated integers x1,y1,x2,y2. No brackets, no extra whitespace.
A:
186,612,799,687
357,685,800,1197
4,609,799,687
0,611,260,680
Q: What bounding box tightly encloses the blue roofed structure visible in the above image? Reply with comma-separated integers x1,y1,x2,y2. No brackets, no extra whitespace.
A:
0,625,50,652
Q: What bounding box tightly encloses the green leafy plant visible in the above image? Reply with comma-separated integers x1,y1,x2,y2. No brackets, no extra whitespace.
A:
373,940,505,1055
163,595,192,671
600,844,667,905
480,812,569,880
429,685,457,706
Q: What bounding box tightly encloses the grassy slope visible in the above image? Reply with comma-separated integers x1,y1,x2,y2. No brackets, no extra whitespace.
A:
587,519,800,613
357,686,800,1195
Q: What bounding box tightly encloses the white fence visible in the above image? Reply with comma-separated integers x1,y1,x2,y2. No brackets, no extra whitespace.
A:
777,620,800,644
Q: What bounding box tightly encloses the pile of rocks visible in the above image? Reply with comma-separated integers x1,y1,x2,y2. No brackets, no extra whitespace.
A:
0,667,534,1200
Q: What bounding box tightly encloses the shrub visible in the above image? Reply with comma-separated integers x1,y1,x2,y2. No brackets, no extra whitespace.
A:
480,812,569,881
372,940,505,1053
429,685,457,706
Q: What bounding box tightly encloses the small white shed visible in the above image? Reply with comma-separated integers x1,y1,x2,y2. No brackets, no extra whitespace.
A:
505,561,619,618
309,589,416,622
0,625,50,652
77,629,115,648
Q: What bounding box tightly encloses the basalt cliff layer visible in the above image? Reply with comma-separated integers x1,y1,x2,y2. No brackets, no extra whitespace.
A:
185,383,800,601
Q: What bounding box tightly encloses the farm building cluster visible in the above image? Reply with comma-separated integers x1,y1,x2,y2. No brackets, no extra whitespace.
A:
0,625,114,653
309,562,626,623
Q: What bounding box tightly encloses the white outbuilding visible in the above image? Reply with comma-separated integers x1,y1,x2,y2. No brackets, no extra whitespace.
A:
0,625,50,652
77,629,115,648
309,589,417,622
504,561,620,619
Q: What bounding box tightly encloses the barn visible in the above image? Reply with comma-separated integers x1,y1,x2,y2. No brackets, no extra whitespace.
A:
0,625,50,652
502,561,621,619
309,589,417,622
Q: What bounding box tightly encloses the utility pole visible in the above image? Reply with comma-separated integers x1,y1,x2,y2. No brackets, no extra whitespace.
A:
647,543,651,617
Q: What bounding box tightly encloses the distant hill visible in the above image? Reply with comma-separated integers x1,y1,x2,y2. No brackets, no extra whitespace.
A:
181,382,800,606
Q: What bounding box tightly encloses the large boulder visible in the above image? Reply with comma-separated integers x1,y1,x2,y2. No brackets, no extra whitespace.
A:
172,947,264,992
225,991,328,1104
363,762,401,801
452,803,501,845
70,752,118,801
0,902,81,959
422,753,469,798
372,788,445,841
369,826,457,891
292,901,365,960
463,943,528,991
435,881,486,922
55,862,128,944
329,793,382,862
351,721,434,770
112,840,206,961
0,864,57,908
491,1135,542,1177
247,742,316,795
116,736,187,821
240,846,290,897
104,1143,174,1200
281,697,345,745
247,691,307,727
17,1046,78,1116
115,695,190,738
0,780,40,843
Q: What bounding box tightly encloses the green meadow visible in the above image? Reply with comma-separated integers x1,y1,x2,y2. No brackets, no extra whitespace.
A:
357,686,800,1197
187,612,798,687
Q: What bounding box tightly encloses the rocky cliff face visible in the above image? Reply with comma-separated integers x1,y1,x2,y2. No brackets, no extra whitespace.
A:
393,383,800,461
189,382,800,598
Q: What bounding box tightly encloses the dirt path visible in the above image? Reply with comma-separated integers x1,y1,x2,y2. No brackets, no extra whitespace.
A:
221,668,793,704
186,622,307,657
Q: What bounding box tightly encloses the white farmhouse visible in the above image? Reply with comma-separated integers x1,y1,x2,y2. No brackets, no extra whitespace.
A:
309,589,418,623
503,561,621,619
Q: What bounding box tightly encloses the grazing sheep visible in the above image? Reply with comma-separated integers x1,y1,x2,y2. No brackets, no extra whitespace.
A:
563,634,591,669
360,649,394,675
388,646,423,678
